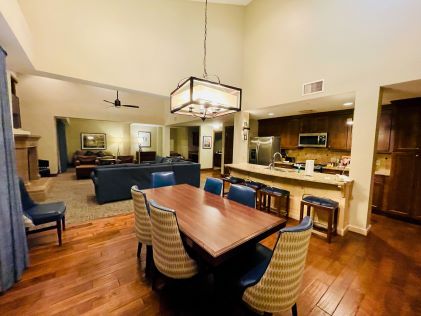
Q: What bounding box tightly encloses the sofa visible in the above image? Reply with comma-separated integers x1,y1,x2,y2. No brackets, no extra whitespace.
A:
91,161,200,204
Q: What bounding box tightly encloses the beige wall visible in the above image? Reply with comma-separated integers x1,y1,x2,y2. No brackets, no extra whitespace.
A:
199,124,214,169
65,118,131,162
19,74,166,173
129,123,163,157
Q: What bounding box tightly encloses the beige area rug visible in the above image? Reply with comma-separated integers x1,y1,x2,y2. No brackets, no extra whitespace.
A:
44,169,133,225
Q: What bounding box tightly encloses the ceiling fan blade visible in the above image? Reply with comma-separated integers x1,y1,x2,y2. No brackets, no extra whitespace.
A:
122,104,140,108
103,100,115,104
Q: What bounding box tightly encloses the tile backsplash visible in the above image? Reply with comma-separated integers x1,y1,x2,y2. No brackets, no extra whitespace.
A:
375,153,392,172
286,148,349,165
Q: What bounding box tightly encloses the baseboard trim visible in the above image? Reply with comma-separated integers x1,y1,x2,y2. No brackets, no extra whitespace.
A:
347,224,371,236
200,168,214,171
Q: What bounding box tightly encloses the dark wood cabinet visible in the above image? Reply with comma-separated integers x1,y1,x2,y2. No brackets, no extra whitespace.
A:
377,109,393,153
372,175,389,210
411,154,421,221
280,118,300,149
258,118,281,137
328,113,352,151
387,152,418,218
392,99,421,151
300,116,328,133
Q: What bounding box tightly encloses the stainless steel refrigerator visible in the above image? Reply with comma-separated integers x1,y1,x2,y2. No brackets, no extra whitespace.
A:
249,136,281,165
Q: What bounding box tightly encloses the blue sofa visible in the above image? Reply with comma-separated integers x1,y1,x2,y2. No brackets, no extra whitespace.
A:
91,161,201,204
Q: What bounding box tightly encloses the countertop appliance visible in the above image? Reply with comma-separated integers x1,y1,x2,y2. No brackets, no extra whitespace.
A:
298,132,328,148
249,136,281,165
293,162,324,172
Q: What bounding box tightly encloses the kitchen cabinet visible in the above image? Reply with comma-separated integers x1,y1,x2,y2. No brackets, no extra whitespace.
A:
280,118,300,149
300,116,328,133
258,118,281,137
393,99,421,151
387,152,420,219
372,175,389,210
377,109,393,153
328,113,352,151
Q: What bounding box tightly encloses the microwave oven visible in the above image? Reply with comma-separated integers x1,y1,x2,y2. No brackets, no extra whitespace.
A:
298,133,328,148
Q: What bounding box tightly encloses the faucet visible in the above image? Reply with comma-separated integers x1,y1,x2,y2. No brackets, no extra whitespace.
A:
269,152,282,170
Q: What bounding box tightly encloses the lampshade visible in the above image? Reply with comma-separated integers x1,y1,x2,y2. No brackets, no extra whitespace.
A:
170,77,242,120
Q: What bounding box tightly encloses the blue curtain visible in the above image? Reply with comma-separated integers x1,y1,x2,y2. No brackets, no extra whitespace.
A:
0,47,28,293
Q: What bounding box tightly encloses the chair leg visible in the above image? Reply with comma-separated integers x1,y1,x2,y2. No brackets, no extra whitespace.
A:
299,201,304,221
292,303,298,316
145,245,153,277
56,219,62,246
137,242,142,258
62,216,66,231
286,195,290,219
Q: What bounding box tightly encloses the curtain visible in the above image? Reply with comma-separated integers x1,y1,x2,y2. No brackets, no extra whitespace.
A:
0,46,28,293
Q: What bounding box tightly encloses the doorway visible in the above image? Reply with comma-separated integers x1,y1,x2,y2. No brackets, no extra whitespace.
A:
213,131,222,170
56,118,68,173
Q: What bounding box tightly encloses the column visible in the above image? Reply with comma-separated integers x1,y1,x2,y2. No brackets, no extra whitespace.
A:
233,111,249,164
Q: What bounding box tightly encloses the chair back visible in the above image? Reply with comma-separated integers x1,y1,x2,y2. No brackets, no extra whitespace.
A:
227,184,256,208
151,171,176,188
18,178,36,211
149,200,198,279
243,216,313,313
204,177,223,196
131,185,152,246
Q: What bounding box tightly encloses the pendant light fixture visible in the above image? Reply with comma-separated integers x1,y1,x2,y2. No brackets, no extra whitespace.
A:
170,0,242,121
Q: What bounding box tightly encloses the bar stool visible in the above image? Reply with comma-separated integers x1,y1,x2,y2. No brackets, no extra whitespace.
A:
259,187,290,219
222,176,245,196
243,180,267,208
300,195,339,243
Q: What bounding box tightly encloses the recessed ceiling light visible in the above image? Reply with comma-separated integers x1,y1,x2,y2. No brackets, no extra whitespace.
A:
343,102,353,107
268,112,274,116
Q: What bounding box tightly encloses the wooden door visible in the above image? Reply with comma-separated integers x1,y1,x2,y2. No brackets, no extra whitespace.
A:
280,118,300,149
388,152,416,216
224,126,234,165
328,113,351,151
411,153,421,220
300,116,328,133
393,102,421,151
377,109,393,153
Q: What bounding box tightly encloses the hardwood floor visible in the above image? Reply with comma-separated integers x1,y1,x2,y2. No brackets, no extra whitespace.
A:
1,212,420,315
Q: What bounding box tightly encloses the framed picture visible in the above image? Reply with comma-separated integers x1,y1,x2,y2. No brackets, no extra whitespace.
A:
138,131,151,147
202,136,212,149
81,133,106,150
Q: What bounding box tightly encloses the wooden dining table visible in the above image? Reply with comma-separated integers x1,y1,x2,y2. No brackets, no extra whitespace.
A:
143,184,287,267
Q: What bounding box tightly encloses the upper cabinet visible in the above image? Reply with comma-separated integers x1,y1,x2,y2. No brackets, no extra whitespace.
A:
392,98,421,151
328,113,352,151
300,116,328,133
280,118,300,149
377,108,393,153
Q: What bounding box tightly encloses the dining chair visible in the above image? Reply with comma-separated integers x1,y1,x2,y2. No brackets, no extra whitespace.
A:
149,200,198,281
131,185,153,275
204,177,223,196
227,184,256,208
19,179,66,246
151,171,176,188
238,216,313,316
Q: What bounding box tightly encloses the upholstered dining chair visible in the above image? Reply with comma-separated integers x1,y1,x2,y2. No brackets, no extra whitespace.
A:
131,185,153,274
149,200,198,281
227,184,256,208
238,216,313,316
19,179,66,246
151,171,176,188
204,177,223,196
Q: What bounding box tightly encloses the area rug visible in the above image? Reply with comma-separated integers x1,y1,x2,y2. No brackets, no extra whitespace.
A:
44,169,133,225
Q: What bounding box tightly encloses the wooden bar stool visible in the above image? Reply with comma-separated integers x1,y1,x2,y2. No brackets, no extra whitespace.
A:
259,187,290,219
243,180,267,208
222,176,245,196
300,195,339,243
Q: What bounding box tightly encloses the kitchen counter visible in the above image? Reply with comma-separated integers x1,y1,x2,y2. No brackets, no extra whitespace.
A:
225,163,354,236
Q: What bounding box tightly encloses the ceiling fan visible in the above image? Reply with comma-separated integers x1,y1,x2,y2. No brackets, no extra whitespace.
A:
103,91,140,109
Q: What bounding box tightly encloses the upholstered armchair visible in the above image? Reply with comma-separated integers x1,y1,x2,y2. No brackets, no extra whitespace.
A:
131,185,153,275
149,200,198,280
238,216,313,316
151,171,176,188
227,184,256,208
204,177,223,196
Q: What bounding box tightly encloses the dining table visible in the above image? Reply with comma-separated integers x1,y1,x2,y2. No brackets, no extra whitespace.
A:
142,184,287,267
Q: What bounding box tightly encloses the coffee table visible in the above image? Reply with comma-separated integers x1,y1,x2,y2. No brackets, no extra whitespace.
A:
75,165,96,179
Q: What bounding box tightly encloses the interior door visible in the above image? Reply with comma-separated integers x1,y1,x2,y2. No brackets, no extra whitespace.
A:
224,126,234,165
56,119,68,173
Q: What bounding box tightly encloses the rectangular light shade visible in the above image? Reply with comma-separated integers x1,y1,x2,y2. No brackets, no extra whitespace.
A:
170,77,241,119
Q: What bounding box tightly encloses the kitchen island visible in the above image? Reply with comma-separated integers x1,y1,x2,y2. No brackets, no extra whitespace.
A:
225,163,354,236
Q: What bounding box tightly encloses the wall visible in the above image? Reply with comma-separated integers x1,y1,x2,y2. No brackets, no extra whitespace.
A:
15,0,244,97
199,124,214,169
65,118,131,162
129,124,162,157
18,74,166,173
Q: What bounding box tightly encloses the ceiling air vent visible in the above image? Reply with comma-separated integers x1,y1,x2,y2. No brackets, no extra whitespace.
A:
303,80,324,95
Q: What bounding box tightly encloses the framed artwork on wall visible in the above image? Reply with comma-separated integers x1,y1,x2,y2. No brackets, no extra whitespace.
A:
81,133,106,150
138,131,151,147
202,136,212,149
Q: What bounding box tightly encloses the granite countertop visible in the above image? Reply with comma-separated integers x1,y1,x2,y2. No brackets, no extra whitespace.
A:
226,163,353,187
